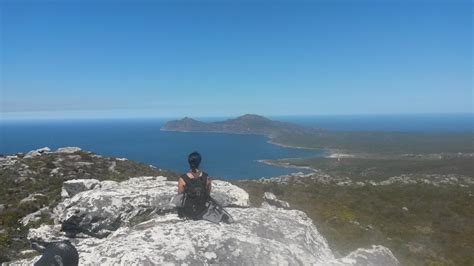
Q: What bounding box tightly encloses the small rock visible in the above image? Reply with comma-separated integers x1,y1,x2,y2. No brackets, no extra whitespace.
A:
20,249,38,256
204,251,217,260
50,168,60,175
62,179,101,198
0,204,5,215
402,207,409,212
56,147,82,154
262,192,290,209
21,207,51,226
19,193,48,211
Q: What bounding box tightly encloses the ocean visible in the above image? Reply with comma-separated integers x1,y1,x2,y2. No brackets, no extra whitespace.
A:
1,113,472,179
0,119,323,179
274,113,473,133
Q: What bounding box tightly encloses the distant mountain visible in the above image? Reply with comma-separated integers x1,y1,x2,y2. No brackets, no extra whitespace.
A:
161,114,315,137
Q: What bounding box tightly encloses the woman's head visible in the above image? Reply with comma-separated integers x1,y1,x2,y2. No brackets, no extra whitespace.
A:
188,151,201,173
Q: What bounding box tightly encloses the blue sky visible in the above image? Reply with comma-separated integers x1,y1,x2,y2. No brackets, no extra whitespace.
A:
1,0,472,119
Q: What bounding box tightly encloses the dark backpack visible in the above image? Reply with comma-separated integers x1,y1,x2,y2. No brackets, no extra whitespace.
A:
180,172,209,219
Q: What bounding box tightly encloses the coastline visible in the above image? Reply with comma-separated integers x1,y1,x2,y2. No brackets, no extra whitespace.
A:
256,159,318,173
266,138,322,151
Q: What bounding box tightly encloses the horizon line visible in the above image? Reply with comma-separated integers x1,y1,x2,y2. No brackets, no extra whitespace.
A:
1,112,473,122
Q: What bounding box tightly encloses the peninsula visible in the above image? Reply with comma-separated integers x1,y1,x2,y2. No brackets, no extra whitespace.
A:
161,114,315,138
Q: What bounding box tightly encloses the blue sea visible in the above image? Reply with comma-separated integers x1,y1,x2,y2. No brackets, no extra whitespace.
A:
1,113,472,179
0,119,323,179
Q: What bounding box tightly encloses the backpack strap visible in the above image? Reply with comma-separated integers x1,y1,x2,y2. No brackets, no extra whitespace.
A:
180,174,192,185
200,172,208,184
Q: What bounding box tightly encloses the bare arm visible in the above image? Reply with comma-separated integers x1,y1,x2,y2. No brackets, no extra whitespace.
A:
207,177,212,194
178,177,186,194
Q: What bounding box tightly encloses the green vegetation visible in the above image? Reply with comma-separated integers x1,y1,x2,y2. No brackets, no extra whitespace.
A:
274,131,474,154
251,155,473,265
237,181,474,266
277,156,474,181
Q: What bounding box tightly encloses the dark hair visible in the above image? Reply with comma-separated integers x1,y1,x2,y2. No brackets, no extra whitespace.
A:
188,151,201,173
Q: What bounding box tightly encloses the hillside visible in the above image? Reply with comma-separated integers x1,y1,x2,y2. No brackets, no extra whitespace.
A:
0,147,178,263
0,148,399,265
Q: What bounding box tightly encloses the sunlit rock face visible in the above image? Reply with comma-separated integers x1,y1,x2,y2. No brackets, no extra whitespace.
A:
8,176,398,266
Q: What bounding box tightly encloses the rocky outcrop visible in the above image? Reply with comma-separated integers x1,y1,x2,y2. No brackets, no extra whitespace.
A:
7,176,398,265
23,147,51,159
54,177,249,238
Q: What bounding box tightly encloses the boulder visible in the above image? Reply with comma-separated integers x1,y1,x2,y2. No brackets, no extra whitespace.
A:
19,193,48,211
262,192,290,209
61,179,101,198
23,147,51,159
54,176,250,238
210,180,249,207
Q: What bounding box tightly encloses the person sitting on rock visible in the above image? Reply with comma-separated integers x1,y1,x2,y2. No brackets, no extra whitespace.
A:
176,151,233,223
177,151,211,220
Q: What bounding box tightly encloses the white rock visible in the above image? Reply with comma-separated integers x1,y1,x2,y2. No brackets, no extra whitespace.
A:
12,175,399,266
262,192,290,209
24,147,51,159
325,245,399,265
56,147,82,154
61,179,101,198
19,193,47,209
20,249,37,257
28,224,69,243
53,176,250,238
211,180,250,207
50,168,60,175
23,210,398,266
